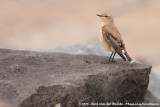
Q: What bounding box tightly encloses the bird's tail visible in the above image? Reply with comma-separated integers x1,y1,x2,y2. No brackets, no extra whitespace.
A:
117,52,126,61
122,49,133,64
119,49,133,64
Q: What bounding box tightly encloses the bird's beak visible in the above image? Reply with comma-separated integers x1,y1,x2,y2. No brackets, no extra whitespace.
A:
97,14,102,17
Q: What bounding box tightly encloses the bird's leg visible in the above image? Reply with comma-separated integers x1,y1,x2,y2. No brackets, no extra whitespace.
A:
108,52,114,63
111,52,116,62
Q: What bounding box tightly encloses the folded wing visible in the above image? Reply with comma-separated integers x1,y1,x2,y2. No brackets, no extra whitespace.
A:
102,30,132,61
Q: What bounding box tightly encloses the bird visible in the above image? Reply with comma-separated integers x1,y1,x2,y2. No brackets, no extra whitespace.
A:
97,13,133,64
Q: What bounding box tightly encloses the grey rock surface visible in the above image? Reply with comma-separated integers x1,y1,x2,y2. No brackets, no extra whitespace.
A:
49,42,110,56
46,42,160,101
148,71,160,99
143,90,160,105
0,48,151,107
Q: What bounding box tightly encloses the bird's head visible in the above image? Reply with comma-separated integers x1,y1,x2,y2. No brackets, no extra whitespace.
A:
97,13,114,24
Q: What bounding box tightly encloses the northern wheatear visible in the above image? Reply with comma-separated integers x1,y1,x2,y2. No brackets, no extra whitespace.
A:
97,13,133,64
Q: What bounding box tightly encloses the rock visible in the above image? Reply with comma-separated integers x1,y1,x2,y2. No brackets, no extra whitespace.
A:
50,42,110,56
38,42,137,62
48,42,160,102
148,71,160,99
0,48,151,107
144,90,160,104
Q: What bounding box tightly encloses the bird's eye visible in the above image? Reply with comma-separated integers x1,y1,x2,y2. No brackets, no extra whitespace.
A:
105,16,108,17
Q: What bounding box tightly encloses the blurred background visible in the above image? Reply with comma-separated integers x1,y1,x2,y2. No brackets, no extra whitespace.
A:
0,0,160,73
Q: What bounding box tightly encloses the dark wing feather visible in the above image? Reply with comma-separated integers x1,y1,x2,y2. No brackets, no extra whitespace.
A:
108,34,119,51
102,30,127,61
102,30,119,51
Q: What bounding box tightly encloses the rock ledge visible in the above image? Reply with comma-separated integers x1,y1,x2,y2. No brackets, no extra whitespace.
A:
0,49,151,107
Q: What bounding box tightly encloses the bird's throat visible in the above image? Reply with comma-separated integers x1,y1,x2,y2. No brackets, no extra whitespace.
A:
103,18,114,25
104,19,111,24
